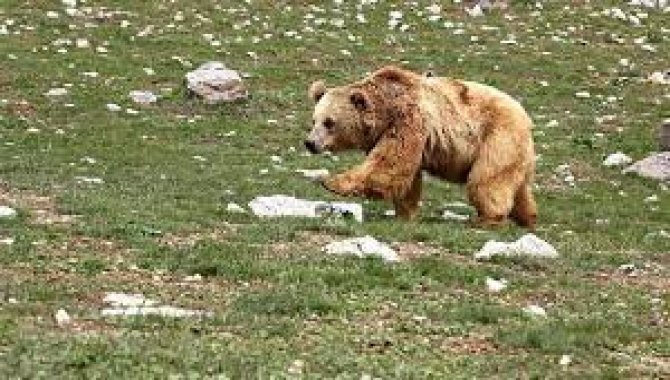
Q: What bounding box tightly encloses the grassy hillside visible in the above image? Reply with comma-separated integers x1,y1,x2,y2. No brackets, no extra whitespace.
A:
0,1,668,378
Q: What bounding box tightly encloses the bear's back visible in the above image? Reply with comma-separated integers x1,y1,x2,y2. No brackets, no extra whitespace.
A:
417,76,533,182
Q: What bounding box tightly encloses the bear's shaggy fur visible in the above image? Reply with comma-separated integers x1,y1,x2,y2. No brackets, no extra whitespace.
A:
305,66,537,229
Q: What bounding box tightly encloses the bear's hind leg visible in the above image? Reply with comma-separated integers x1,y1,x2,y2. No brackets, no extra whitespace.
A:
467,182,514,227
467,161,525,228
510,181,537,230
393,172,422,220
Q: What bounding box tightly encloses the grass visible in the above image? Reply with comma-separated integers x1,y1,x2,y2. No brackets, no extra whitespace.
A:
0,0,669,378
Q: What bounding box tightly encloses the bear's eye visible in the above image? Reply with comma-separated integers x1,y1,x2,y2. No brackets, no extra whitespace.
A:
323,118,335,131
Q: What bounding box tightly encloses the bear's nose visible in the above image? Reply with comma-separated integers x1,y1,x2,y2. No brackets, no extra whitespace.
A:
304,140,319,154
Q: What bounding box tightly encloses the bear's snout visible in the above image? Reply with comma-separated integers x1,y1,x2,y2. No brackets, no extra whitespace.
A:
305,140,320,154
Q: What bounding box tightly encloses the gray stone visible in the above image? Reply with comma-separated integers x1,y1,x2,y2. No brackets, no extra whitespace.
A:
0,206,17,218
623,152,670,182
185,62,248,104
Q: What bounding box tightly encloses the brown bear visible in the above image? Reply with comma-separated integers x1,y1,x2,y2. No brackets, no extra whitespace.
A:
305,66,537,229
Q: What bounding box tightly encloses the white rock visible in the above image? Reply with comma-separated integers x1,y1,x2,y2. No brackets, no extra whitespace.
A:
103,292,156,307
648,71,670,85
444,201,470,209
474,234,558,260
523,304,547,317
0,206,17,218
45,88,68,97
75,176,104,184
644,194,658,202
184,274,202,282
323,235,399,262
295,169,329,181
129,90,158,105
106,103,121,112
0,237,15,245
75,38,89,48
466,4,484,17
55,308,71,327
442,210,469,221
610,8,627,20
226,202,245,213
623,152,670,182
559,354,572,366
81,156,96,164
101,305,210,318
427,4,442,14
603,152,633,167
485,277,508,293
185,61,248,104
249,195,363,222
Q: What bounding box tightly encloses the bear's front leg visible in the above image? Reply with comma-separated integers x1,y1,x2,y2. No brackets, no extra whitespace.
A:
393,172,422,220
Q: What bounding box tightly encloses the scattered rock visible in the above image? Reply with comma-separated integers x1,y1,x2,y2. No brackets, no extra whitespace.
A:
648,70,670,85
485,277,508,293
75,38,89,48
442,209,469,221
618,263,640,277
287,360,305,375
554,164,576,187
75,176,104,184
474,234,558,260
295,168,329,181
465,4,484,17
106,103,122,112
44,88,68,97
523,304,547,317
623,152,670,182
183,274,202,282
103,292,156,307
249,195,363,222
185,62,248,104
129,90,158,105
323,235,399,262
226,202,245,213
0,206,17,218
55,308,71,327
644,194,658,203
101,305,211,318
101,292,211,318
603,152,633,167
559,354,572,366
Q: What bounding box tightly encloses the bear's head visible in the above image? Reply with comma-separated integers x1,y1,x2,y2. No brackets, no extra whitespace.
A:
304,80,374,154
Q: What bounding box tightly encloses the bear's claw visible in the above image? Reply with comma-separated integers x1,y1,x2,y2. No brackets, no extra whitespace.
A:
321,176,359,197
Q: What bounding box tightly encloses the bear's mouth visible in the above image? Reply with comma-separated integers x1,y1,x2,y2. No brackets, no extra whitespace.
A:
304,140,321,154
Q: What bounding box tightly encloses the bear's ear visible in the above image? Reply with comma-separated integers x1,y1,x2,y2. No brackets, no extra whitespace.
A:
350,90,369,111
308,80,327,103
